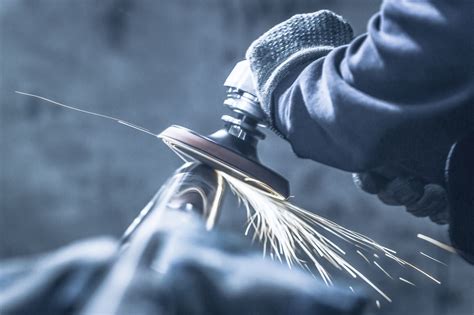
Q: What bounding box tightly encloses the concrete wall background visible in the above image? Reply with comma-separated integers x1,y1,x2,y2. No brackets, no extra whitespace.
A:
0,1,472,314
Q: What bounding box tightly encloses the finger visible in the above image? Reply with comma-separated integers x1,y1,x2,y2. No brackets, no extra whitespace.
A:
377,177,424,206
406,184,448,217
377,187,403,205
429,208,450,225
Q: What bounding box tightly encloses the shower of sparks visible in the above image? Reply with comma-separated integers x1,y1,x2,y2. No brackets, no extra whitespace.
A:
159,139,444,298
419,252,448,266
417,234,456,253
221,171,393,301
384,252,441,285
399,277,416,286
217,172,446,301
17,91,445,304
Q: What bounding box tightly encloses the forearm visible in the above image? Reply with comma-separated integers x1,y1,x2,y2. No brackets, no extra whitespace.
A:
271,0,473,183
249,0,474,262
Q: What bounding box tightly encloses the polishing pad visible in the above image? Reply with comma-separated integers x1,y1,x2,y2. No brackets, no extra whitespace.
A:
159,125,289,199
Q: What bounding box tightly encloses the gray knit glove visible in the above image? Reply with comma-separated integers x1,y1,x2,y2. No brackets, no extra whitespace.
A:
245,10,353,121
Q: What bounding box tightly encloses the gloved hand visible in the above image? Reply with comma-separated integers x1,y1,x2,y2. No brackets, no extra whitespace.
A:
245,10,353,122
352,170,450,225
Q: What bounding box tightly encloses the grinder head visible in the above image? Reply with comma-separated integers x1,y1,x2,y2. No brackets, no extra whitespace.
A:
159,125,289,199
159,61,289,199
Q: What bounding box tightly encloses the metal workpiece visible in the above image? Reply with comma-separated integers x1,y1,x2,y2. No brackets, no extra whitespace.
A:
88,162,225,315
165,162,226,230
121,162,226,244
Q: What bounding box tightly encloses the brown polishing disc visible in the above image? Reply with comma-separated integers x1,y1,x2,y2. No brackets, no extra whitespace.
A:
159,125,289,199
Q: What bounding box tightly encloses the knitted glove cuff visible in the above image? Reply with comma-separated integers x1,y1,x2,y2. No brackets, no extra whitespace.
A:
245,10,353,121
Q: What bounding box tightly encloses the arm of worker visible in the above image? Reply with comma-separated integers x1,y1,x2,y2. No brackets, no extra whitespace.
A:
246,2,473,261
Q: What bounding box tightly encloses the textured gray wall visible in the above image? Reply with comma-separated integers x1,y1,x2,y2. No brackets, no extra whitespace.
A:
0,1,472,314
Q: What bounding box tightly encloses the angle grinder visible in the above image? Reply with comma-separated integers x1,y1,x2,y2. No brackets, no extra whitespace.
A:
159,61,289,200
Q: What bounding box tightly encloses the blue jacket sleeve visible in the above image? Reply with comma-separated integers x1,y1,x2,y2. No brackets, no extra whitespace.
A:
272,0,474,184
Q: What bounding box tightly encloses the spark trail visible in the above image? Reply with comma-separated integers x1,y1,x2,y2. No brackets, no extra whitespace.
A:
218,171,445,302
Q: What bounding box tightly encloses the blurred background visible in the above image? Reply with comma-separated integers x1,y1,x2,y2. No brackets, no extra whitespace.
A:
0,0,472,314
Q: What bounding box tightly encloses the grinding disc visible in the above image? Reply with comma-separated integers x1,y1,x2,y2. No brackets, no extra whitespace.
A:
159,125,289,199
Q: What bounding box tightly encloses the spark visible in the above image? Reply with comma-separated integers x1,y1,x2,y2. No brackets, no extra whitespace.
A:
399,277,416,286
349,286,355,293
356,250,370,265
376,300,381,309
384,252,441,285
15,91,158,137
216,172,444,301
417,234,456,253
373,261,393,279
419,252,448,266
220,171,394,302
357,250,371,264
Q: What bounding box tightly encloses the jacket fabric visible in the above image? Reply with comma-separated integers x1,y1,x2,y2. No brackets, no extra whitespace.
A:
266,0,473,259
